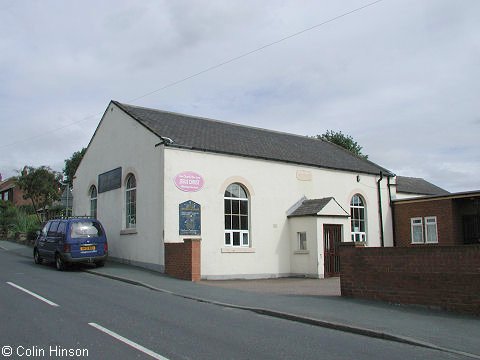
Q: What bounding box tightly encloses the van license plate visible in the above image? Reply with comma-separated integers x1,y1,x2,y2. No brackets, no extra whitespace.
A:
80,245,96,251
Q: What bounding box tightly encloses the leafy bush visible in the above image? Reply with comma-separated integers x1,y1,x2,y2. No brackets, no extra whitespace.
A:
18,204,36,215
12,212,40,233
0,201,41,240
0,201,19,235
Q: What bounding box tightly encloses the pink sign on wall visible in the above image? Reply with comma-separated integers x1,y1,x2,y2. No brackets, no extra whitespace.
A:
174,171,204,192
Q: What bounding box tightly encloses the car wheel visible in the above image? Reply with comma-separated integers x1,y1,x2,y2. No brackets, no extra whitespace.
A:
33,249,42,265
95,261,105,268
55,254,66,271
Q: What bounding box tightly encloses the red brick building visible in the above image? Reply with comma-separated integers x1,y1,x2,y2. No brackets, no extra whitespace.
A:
0,177,31,207
393,191,480,246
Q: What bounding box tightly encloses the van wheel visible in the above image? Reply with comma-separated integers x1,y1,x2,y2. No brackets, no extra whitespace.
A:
33,249,42,265
95,261,105,268
55,254,66,271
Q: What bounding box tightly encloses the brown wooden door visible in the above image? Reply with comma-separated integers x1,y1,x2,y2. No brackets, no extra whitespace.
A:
324,224,342,277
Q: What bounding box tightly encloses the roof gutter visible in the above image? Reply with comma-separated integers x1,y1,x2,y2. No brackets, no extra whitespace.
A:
387,175,396,247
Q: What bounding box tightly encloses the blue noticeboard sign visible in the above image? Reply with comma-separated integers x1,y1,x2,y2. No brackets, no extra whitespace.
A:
179,200,201,236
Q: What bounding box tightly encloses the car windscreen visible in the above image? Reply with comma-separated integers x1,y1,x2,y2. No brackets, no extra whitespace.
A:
70,221,103,238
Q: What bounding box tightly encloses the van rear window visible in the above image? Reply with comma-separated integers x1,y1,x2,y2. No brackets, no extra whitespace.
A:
70,222,103,238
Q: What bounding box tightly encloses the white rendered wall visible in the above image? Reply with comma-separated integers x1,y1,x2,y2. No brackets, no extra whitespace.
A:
394,192,425,200
163,147,394,279
289,217,319,277
73,103,165,271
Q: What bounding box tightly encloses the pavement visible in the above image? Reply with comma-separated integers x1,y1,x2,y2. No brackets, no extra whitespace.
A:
2,239,479,359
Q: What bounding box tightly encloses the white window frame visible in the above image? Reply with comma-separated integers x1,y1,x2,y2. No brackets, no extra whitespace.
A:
424,216,438,243
350,194,367,243
125,174,136,229
411,217,424,244
224,230,249,247
297,232,307,250
90,185,97,219
224,183,249,247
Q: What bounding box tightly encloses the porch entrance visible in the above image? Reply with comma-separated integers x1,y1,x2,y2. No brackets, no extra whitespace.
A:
324,224,342,277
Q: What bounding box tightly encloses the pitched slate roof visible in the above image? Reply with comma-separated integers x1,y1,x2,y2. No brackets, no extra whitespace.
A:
113,101,392,175
288,198,349,217
288,198,334,217
396,176,449,196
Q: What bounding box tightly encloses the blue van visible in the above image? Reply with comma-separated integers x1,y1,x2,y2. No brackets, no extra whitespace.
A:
33,218,108,270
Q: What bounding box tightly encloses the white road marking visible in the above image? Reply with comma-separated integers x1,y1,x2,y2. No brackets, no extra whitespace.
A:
89,323,169,360
6,282,59,307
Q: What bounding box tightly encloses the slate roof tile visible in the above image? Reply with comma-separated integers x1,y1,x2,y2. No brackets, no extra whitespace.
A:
396,176,449,196
288,198,334,217
113,101,393,175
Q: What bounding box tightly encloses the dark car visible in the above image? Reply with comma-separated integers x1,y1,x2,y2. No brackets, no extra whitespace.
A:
33,218,108,270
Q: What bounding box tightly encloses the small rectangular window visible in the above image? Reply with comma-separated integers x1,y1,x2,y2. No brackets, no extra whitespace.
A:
232,200,240,214
232,216,240,230
298,232,307,250
240,216,248,230
225,233,231,246
57,222,66,236
233,232,240,246
240,201,248,215
411,218,424,244
425,216,438,243
242,233,249,246
224,199,231,214
47,221,59,237
225,215,231,229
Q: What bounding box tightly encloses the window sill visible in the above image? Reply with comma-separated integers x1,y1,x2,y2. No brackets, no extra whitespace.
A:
294,250,310,254
221,247,255,253
120,229,137,235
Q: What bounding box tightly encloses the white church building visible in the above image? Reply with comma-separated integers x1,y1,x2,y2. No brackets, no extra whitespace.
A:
74,100,399,279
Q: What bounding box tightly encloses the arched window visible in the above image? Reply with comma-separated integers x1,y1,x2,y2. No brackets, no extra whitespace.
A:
90,185,97,219
125,174,136,229
224,183,249,247
350,194,366,242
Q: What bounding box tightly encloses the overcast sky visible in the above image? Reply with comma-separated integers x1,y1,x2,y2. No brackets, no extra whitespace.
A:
1,0,479,192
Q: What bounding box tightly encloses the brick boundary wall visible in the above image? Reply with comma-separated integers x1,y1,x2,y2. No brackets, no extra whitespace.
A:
339,243,480,315
165,239,201,281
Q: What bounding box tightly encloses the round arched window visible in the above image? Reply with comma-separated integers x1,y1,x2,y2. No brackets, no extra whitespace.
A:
350,194,366,242
224,183,249,247
90,186,97,219
125,174,136,229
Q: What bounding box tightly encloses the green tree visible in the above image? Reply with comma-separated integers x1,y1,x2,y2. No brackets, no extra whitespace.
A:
63,147,86,186
315,130,368,159
15,166,62,222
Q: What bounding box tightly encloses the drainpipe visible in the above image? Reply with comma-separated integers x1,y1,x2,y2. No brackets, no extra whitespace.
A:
387,175,396,247
377,171,384,247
